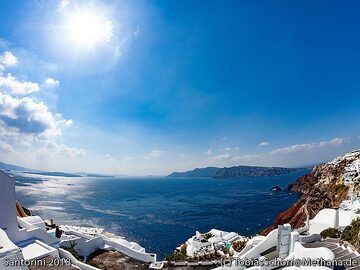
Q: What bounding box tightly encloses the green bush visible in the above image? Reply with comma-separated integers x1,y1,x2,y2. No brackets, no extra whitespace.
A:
232,240,247,252
165,244,188,261
341,218,360,249
203,233,214,240
63,241,84,261
320,228,341,239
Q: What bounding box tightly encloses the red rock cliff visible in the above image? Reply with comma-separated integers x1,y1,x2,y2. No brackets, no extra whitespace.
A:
260,150,360,235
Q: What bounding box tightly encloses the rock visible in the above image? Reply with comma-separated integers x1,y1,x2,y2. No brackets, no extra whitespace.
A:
260,150,360,235
271,186,281,192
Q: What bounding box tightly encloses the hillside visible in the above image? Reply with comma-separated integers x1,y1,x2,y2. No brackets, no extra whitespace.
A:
213,166,301,178
261,149,360,235
0,161,80,177
168,167,218,177
168,165,303,178
0,161,32,172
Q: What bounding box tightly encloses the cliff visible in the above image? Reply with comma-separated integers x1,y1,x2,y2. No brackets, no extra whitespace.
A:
168,166,303,178
168,167,218,177
261,150,360,235
213,166,301,178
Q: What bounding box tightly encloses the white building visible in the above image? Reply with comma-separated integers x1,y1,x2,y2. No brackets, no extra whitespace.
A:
0,170,163,270
304,197,360,235
185,229,246,257
344,160,360,186
213,223,336,270
185,231,215,257
0,171,60,270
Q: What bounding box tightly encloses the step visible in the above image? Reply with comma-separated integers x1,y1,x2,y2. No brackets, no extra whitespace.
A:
345,266,360,270
303,242,325,248
350,257,360,265
324,238,340,243
343,256,360,269
337,252,356,261
332,247,346,253
323,242,339,248
324,244,340,250
336,249,350,257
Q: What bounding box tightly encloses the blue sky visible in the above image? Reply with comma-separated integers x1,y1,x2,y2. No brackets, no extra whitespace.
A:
0,0,359,175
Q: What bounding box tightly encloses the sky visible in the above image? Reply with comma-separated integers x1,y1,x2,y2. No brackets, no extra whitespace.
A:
0,0,359,175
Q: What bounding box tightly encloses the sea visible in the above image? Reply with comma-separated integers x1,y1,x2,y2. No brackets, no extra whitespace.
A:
14,170,308,258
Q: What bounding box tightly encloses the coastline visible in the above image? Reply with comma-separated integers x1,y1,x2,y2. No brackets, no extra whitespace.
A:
14,171,305,259
3,150,360,269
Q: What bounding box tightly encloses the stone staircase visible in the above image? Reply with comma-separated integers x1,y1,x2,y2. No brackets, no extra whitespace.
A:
304,238,360,270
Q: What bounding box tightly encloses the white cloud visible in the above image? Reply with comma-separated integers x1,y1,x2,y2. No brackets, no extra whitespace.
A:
43,77,60,88
0,46,80,171
56,114,73,128
270,138,345,155
204,148,212,156
270,143,314,154
142,149,165,160
0,140,14,153
123,156,133,161
179,154,185,158
206,153,232,163
0,92,70,138
259,141,270,147
150,149,165,157
39,141,85,158
0,73,39,95
59,0,71,10
220,146,239,152
205,137,347,167
65,119,73,127
105,154,115,161
0,51,18,67
319,138,345,147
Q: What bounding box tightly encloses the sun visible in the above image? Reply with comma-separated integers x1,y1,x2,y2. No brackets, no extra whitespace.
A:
65,10,113,47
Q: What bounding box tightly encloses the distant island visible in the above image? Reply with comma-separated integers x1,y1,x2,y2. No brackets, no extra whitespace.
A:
168,167,219,178
0,161,32,172
0,161,115,178
168,165,305,178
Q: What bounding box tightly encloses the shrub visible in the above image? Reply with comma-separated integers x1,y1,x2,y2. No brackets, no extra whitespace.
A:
341,218,360,249
232,240,247,252
320,228,341,239
180,244,187,255
203,233,214,240
165,251,188,261
63,241,84,261
165,245,188,262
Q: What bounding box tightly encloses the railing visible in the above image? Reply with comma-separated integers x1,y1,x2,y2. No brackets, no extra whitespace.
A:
239,229,278,260
104,238,157,263
59,248,100,270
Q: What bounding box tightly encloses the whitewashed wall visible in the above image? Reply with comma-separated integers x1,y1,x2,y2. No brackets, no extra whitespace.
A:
0,171,19,240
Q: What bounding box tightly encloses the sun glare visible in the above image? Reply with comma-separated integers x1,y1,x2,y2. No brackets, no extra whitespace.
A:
65,10,113,47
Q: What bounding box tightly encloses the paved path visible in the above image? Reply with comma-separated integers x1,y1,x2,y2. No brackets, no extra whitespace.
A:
304,238,360,270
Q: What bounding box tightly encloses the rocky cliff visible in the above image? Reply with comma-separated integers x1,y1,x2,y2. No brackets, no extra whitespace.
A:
213,166,301,178
168,166,303,178
261,150,360,235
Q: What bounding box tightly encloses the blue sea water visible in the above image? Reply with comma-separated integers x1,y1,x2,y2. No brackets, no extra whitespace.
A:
14,170,307,258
